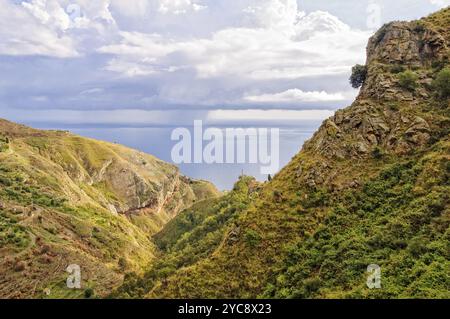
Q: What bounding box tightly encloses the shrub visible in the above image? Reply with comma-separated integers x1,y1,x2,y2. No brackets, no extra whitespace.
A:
388,103,400,111
372,147,384,159
302,188,329,208
391,64,406,74
303,277,322,294
118,257,128,271
244,229,261,247
273,190,283,202
408,239,427,257
413,23,425,33
350,64,368,88
432,67,450,99
398,71,419,91
85,289,94,298
84,288,94,299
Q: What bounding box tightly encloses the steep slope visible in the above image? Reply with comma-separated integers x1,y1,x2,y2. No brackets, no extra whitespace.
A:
113,176,261,298
119,8,449,299
0,120,219,298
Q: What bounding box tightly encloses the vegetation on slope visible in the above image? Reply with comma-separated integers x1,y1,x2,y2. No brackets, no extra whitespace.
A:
0,120,219,298
112,176,260,298
117,8,450,299
264,142,449,298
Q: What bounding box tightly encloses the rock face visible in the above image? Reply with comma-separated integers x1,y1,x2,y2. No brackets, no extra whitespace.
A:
366,22,446,67
362,20,447,101
304,13,449,166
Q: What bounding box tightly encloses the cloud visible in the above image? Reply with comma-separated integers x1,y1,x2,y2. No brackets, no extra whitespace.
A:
158,0,207,15
244,89,347,104
4,0,441,120
98,2,370,83
428,0,450,7
207,109,335,122
294,10,350,40
0,0,78,57
244,0,301,34
21,0,72,31
110,0,150,17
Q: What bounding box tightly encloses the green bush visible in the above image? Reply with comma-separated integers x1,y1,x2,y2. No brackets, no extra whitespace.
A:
391,65,406,74
432,67,450,98
413,22,426,33
0,136,9,153
84,288,94,299
398,71,419,91
349,64,368,88
302,188,329,208
244,229,261,247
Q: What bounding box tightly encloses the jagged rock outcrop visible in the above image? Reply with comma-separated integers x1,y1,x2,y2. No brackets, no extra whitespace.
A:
304,12,449,170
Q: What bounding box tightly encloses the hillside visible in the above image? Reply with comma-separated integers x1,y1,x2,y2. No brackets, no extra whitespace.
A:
117,8,450,298
113,176,261,298
0,120,219,298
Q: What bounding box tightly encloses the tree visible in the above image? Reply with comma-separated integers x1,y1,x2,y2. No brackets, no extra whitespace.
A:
268,174,272,181
398,70,419,91
433,67,450,99
349,64,368,88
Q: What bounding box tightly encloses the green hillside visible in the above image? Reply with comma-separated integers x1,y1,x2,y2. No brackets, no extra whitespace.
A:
116,8,450,299
0,120,219,298
112,176,260,298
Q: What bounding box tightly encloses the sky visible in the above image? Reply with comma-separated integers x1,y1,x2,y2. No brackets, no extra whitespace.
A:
0,0,448,188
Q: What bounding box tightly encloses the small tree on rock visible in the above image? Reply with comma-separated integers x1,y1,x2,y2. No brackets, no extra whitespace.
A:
350,64,368,88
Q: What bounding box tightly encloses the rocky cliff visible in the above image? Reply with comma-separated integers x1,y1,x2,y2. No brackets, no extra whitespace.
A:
301,9,449,190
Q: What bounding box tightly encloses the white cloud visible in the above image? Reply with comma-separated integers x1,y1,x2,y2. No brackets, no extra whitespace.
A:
0,0,78,57
294,10,350,40
21,0,72,31
110,0,150,17
244,0,302,34
22,0,116,31
158,0,207,15
207,109,335,122
244,89,347,104
428,0,450,7
98,3,370,82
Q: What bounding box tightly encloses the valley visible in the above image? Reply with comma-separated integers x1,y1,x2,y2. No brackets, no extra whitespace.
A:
0,7,449,299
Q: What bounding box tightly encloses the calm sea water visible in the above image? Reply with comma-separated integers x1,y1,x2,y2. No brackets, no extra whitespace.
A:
29,125,317,190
